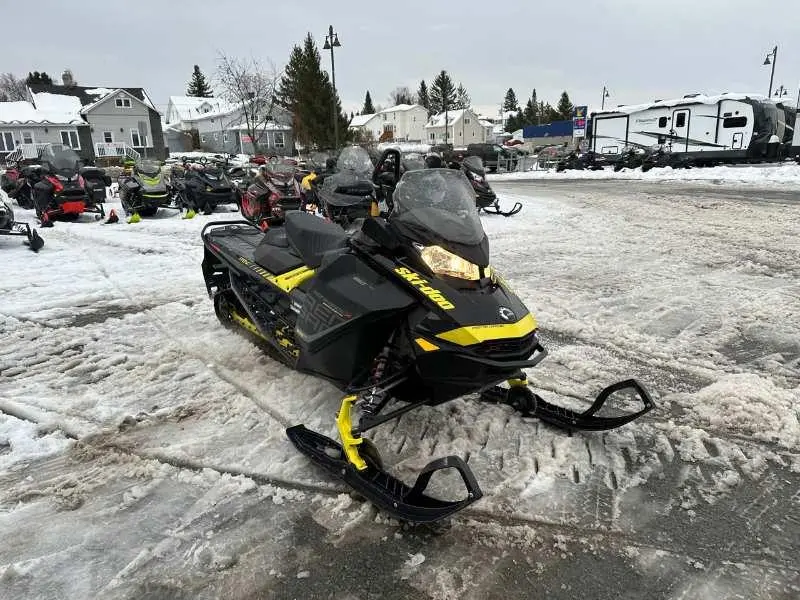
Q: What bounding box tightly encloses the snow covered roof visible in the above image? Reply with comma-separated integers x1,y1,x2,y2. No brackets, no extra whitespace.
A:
28,83,156,112
425,109,475,128
595,92,771,116
380,104,420,113
0,95,83,125
168,96,239,122
479,119,494,128
229,121,290,131
348,113,377,128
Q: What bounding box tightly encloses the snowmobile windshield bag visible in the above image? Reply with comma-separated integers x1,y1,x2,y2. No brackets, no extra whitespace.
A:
392,169,485,246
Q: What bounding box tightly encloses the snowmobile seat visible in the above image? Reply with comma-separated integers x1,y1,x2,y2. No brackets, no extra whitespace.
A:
284,211,348,269
254,233,304,274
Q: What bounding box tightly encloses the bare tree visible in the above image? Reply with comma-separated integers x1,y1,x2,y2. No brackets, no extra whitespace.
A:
0,73,27,101
389,86,414,106
215,52,280,155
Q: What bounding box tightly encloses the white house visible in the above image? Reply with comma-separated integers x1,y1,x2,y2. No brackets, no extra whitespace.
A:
424,108,487,145
165,95,293,155
349,104,428,142
0,95,86,160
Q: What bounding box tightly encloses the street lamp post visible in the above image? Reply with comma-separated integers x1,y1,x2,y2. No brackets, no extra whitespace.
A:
774,84,788,98
763,46,778,97
601,86,610,110
323,25,341,150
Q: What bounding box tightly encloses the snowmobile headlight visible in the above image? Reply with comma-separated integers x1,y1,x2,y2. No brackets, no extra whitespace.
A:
420,245,480,281
206,186,213,192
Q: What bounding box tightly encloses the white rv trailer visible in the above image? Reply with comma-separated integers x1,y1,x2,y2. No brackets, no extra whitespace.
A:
591,93,793,164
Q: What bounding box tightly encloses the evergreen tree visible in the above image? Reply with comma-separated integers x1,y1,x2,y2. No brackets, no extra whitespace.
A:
278,33,349,149
502,88,519,112
187,65,213,97
521,89,538,125
556,91,573,120
362,90,375,114
454,83,470,109
505,113,522,133
26,71,53,85
429,70,456,114
416,80,430,115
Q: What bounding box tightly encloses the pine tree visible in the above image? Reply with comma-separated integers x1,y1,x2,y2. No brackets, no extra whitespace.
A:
454,83,470,109
278,33,348,149
26,71,52,85
556,91,573,120
416,80,430,115
502,88,519,113
429,70,456,115
187,65,213,97
362,90,375,114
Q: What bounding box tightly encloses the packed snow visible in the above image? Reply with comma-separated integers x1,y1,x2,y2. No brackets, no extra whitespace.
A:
0,178,797,598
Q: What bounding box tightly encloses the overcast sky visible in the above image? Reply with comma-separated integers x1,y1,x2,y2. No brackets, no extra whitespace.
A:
5,0,800,118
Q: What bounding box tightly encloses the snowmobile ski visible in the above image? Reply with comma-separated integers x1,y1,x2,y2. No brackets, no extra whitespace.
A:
480,378,654,430
286,424,482,523
481,200,523,217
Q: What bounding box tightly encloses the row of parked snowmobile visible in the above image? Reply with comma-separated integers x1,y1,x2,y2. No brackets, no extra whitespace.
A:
200,147,656,524
555,144,693,173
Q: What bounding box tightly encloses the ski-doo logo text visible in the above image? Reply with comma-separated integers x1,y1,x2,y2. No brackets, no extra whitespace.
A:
394,267,455,310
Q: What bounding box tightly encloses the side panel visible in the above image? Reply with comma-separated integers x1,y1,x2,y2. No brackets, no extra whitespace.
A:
295,253,415,384
627,108,672,149
591,115,629,154
716,101,754,151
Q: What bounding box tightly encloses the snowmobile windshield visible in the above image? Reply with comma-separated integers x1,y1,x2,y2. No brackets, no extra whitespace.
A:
309,152,330,170
267,162,296,176
137,160,161,176
336,147,372,176
43,146,81,175
462,155,485,175
392,169,484,246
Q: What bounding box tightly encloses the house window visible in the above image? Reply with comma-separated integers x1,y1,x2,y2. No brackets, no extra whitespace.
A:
723,116,748,128
675,113,686,128
22,131,34,144
0,131,14,151
60,130,80,149
274,131,285,148
382,114,387,121
658,117,668,128
115,97,132,108
130,129,142,147
464,118,471,124
223,132,228,143
429,132,435,140
103,131,113,143
201,134,206,143
213,132,219,140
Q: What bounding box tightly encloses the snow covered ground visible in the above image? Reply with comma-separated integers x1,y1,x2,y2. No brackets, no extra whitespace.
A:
491,161,800,188
0,182,798,599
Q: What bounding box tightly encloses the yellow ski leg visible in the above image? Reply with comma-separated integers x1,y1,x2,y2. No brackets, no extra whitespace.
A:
336,395,367,471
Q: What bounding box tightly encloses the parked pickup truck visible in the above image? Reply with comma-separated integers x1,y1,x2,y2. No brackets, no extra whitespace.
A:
460,144,520,172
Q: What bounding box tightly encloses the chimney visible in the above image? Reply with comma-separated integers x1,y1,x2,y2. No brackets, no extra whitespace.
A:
62,69,75,87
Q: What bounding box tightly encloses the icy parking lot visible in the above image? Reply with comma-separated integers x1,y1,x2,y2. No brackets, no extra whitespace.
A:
0,180,798,599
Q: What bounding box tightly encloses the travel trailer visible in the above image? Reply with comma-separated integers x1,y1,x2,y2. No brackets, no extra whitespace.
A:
590,93,795,164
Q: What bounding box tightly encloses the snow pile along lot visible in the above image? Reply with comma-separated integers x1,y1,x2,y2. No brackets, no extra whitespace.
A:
491,161,800,187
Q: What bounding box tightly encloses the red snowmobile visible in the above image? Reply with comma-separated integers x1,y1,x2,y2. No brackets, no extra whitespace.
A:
33,146,105,226
238,161,302,230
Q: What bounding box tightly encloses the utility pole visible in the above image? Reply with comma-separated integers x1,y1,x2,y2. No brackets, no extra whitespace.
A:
601,86,610,110
763,46,778,97
323,26,342,149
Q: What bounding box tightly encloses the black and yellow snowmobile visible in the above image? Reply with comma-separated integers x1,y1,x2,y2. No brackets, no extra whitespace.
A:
200,149,654,523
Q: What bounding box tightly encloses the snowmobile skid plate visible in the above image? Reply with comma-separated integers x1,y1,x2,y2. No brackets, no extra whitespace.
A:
286,425,483,523
481,378,654,431
482,200,522,217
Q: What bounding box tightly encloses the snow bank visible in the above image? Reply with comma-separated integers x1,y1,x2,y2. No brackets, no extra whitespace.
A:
489,162,800,187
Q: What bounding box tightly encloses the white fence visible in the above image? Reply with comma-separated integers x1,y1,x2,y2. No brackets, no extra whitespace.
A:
94,143,141,163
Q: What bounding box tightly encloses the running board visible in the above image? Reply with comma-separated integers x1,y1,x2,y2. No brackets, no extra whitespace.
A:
286,425,482,523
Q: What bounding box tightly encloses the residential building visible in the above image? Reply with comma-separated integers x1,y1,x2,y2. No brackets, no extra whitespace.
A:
28,74,165,161
424,108,487,145
0,95,89,161
165,95,294,155
349,104,429,142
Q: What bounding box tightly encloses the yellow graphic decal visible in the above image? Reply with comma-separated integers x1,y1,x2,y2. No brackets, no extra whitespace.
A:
436,313,537,346
238,257,315,293
414,337,440,352
394,267,455,310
